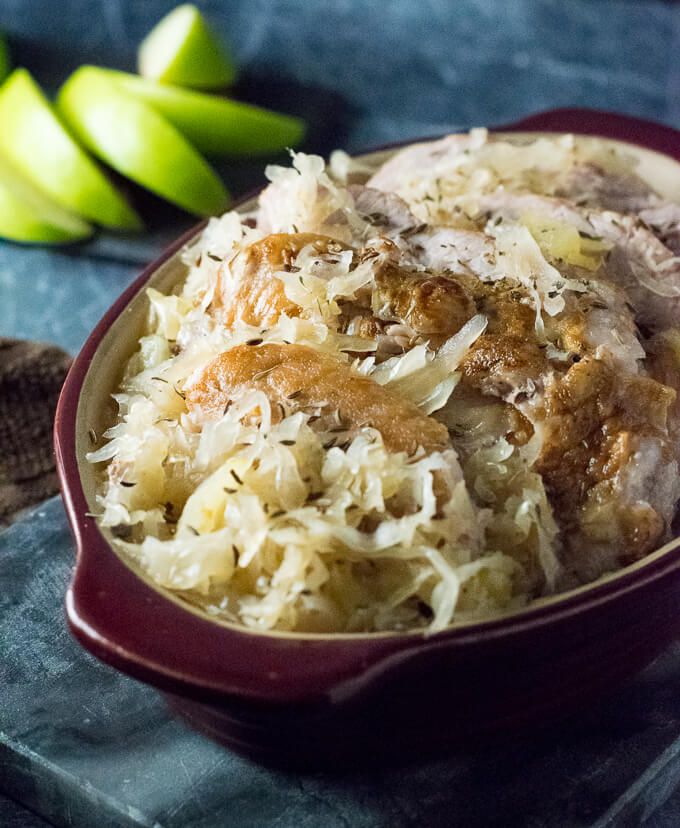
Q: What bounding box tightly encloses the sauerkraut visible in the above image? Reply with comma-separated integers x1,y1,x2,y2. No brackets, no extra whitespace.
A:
89,129,680,634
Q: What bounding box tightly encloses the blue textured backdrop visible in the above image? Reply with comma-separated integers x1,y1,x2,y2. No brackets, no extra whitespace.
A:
2,2,680,826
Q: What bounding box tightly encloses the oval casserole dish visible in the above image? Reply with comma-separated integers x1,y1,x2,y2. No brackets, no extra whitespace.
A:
55,108,680,766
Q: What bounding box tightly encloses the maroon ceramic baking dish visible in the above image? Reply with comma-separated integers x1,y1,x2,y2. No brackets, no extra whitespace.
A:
55,108,680,767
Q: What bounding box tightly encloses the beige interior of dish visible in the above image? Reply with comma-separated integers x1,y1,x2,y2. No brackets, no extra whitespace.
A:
74,132,680,640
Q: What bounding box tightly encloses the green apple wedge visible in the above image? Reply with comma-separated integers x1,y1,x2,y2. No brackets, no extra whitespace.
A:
98,68,305,157
57,67,229,217
0,150,92,244
138,4,236,89
0,69,142,230
0,33,10,83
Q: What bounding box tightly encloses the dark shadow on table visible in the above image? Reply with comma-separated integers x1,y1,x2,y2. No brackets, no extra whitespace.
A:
163,643,680,828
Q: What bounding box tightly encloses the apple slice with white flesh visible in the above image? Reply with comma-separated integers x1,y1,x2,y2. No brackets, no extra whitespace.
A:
0,33,10,83
97,68,305,157
0,151,92,244
138,4,236,89
57,67,229,217
0,69,142,230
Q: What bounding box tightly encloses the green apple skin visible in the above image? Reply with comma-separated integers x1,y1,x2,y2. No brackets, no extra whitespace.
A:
138,3,236,90
103,69,305,157
0,33,9,83
57,67,229,217
0,151,93,244
0,69,142,230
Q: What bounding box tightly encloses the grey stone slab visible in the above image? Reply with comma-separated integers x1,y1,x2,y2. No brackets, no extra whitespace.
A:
3,497,680,827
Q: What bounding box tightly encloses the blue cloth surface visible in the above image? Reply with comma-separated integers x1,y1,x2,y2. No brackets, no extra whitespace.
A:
2,1,680,825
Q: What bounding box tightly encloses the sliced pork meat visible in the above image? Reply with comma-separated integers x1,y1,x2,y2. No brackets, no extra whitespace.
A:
367,134,474,194
475,190,680,331
369,133,680,256
534,355,678,582
370,260,476,344
212,231,480,348
646,329,680,449
186,343,452,458
386,222,644,375
456,279,549,403
558,162,680,254
557,162,660,214
395,226,499,279
348,185,419,235
211,232,345,327
547,283,644,374
639,203,680,255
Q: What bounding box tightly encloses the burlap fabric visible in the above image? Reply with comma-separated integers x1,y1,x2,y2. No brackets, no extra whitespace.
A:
0,338,71,525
